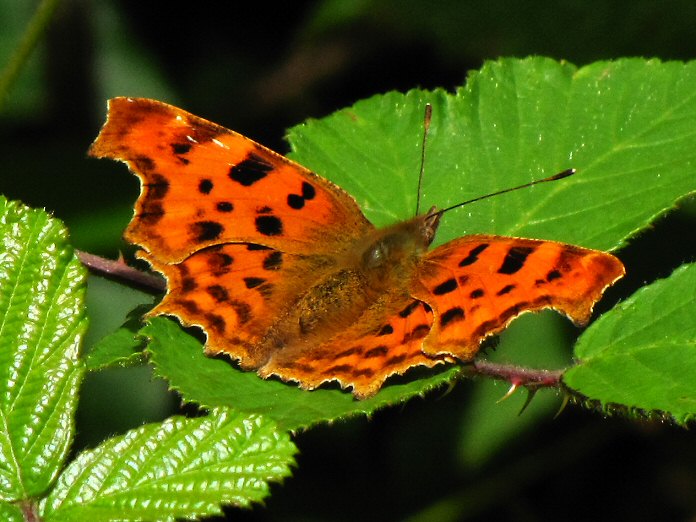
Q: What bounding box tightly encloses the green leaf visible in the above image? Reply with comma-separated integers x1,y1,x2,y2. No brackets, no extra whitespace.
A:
146,317,460,431
0,197,86,500
0,500,24,522
145,57,696,427
85,319,146,371
83,278,154,372
288,57,695,250
41,409,296,522
564,263,696,424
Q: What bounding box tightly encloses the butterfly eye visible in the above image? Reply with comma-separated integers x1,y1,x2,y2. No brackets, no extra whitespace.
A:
363,241,388,269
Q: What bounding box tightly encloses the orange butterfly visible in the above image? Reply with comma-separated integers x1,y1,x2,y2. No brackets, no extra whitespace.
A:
90,97,625,399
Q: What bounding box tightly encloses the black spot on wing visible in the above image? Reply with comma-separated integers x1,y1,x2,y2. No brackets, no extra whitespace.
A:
199,179,213,194
138,202,164,225
365,346,389,358
262,251,283,270
547,269,562,281
229,152,274,186
459,243,489,267
204,313,226,333
191,221,223,242
334,346,363,359
496,284,516,296
325,364,352,375
216,201,234,212
207,251,234,276
302,182,316,199
433,278,458,295
255,215,283,236
440,307,465,327
172,142,191,155
133,155,155,172
244,277,266,289
377,324,394,336
145,173,169,199
386,354,407,366
179,299,201,315
287,194,304,209
498,246,535,275
470,288,484,299
207,285,229,303
402,324,430,343
286,181,318,210
256,282,275,300
398,300,420,318
230,299,252,324
181,277,197,293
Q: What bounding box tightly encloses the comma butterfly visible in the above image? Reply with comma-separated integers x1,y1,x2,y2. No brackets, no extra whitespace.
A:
90,97,625,399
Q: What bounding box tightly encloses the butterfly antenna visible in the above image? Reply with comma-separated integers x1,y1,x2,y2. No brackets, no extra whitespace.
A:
433,168,576,218
415,103,433,216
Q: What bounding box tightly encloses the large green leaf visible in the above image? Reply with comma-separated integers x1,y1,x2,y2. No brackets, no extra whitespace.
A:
0,198,86,499
288,58,695,249
146,317,459,431
564,263,696,424
140,57,695,427
41,409,296,522
0,501,23,522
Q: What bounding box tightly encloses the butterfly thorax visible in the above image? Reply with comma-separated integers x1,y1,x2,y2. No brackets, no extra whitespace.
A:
251,215,438,364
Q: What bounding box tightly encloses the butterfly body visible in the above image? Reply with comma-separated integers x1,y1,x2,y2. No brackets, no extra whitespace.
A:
90,97,625,399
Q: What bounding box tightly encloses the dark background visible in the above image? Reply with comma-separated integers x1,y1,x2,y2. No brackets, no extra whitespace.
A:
1,1,696,520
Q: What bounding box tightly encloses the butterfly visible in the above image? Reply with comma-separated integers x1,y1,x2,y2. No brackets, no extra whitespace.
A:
89,97,625,399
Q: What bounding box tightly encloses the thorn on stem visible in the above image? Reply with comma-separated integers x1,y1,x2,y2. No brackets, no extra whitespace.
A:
554,392,571,419
518,388,538,416
497,382,519,403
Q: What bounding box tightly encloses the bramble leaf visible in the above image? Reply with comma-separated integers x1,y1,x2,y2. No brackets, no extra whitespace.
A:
0,197,86,499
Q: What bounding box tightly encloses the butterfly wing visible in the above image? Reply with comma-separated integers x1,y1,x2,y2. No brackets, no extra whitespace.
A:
89,97,373,262
413,235,625,359
258,298,452,399
142,242,343,368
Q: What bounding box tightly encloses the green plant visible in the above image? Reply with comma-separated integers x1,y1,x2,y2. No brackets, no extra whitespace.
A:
1,57,695,520
1,3,695,520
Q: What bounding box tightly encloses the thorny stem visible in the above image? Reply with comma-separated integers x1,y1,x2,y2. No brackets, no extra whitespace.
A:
75,251,567,390
468,359,563,389
76,250,165,292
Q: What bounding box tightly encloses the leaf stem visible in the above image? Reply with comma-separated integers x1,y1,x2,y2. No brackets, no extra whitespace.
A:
0,0,62,113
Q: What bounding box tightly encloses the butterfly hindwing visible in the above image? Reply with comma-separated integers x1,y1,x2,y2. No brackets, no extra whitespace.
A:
259,298,450,398
142,242,337,368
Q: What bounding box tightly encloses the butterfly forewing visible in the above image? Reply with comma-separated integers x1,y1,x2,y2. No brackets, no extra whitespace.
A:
89,97,373,262
413,235,625,359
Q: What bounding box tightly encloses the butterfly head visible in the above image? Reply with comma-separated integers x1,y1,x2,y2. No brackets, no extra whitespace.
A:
360,208,442,278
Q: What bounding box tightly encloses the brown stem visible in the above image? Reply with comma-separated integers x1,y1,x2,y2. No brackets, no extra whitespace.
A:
75,250,165,292
468,359,564,388
20,500,40,522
